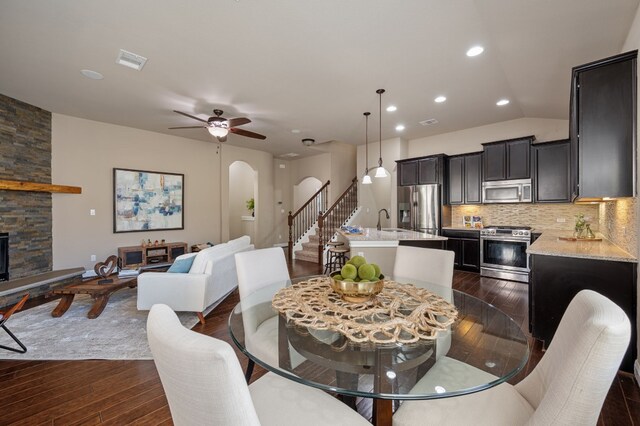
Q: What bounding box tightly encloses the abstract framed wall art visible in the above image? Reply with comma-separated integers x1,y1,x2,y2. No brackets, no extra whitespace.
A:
113,168,184,233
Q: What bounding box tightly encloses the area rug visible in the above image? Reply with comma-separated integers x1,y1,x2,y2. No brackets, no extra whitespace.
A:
0,288,199,360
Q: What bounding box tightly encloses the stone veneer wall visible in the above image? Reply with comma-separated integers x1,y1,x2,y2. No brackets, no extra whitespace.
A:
599,197,638,257
0,94,52,279
451,203,600,231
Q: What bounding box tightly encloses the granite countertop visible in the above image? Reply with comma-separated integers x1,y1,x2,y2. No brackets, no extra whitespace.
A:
339,228,447,247
527,230,637,263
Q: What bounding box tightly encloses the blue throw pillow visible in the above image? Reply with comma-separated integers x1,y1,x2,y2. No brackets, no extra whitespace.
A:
167,255,196,273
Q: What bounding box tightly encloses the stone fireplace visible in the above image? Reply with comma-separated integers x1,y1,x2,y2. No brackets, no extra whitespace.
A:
0,94,53,281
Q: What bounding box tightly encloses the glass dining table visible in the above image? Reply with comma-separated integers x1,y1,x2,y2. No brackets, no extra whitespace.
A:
228,275,529,426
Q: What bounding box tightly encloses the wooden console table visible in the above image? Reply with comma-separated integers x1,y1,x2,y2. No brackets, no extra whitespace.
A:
51,275,137,319
118,242,187,268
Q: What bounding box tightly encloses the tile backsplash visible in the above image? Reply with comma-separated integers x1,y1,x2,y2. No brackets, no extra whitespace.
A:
451,203,600,231
599,197,637,257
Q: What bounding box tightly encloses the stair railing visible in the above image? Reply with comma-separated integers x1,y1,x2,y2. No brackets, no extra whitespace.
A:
288,180,330,261
316,177,358,267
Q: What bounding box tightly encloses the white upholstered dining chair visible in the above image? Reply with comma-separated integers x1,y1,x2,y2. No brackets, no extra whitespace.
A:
393,245,455,290
393,289,631,426
235,247,303,380
147,304,370,426
393,245,455,359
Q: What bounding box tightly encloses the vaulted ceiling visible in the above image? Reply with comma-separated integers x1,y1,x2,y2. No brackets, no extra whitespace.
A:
0,0,638,157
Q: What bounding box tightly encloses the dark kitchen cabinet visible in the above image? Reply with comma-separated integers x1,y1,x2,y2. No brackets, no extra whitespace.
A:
532,140,571,203
398,160,418,186
418,157,439,184
397,155,446,186
482,136,533,181
529,254,637,372
442,229,480,272
447,152,482,205
570,50,637,201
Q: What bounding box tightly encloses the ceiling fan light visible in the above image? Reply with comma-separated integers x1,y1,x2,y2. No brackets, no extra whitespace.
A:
374,166,387,178
362,174,372,185
208,127,229,137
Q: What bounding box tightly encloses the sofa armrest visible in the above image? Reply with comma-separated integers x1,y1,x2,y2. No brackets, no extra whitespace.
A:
137,272,212,311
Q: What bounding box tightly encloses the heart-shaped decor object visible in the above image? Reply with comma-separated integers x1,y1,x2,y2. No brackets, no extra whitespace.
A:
94,255,119,278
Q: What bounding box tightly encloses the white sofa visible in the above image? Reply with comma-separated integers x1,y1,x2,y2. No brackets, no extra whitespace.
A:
137,236,254,324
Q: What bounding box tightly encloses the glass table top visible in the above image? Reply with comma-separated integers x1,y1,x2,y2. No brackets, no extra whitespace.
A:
228,275,529,400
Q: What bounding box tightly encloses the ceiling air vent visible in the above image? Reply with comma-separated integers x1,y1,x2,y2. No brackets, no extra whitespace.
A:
280,153,300,158
116,49,148,71
419,118,438,126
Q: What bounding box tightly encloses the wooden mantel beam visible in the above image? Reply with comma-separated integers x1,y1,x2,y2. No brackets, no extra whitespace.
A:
0,179,82,194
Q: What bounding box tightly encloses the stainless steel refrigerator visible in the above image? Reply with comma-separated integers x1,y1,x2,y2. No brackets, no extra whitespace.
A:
397,184,443,235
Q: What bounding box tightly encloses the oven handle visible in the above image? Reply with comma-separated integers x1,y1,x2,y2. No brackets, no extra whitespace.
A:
481,236,531,244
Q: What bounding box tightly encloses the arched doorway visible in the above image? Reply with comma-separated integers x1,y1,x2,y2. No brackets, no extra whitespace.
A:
228,161,258,241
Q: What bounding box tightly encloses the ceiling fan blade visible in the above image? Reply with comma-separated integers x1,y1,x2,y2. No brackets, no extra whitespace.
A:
226,117,251,127
230,128,266,140
217,135,227,142
173,110,208,123
168,125,207,129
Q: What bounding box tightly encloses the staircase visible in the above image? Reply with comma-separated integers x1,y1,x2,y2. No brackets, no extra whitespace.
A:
294,209,359,263
288,177,358,269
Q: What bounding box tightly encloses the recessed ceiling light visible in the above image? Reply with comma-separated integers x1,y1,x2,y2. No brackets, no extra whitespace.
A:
386,105,397,112
80,69,104,80
434,96,447,103
116,49,148,71
496,99,510,106
395,124,405,131
291,129,301,134
466,46,484,57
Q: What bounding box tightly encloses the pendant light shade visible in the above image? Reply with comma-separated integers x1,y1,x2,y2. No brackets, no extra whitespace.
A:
374,166,387,178
375,89,387,178
362,112,372,185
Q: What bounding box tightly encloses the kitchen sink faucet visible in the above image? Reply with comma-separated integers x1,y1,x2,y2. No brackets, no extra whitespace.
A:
377,208,390,231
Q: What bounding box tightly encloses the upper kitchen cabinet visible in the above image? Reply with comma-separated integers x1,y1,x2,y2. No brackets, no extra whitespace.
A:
447,152,482,205
570,50,637,201
532,140,571,203
397,154,446,186
482,136,534,181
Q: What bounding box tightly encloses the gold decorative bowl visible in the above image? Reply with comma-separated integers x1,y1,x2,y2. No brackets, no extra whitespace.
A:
329,272,384,303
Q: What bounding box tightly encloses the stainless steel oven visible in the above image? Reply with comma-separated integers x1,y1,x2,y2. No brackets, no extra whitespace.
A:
480,226,531,283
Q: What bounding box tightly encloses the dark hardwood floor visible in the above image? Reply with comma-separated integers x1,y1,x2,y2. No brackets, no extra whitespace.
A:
0,261,638,425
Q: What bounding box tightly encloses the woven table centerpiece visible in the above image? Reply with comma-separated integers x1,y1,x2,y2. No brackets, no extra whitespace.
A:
271,276,458,344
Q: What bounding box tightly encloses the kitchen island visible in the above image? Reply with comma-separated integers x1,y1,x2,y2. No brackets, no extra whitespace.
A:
338,228,447,274
527,230,637,372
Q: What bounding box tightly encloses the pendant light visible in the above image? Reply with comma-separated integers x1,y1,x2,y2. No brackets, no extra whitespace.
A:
362,112,372,185
374,88,388,178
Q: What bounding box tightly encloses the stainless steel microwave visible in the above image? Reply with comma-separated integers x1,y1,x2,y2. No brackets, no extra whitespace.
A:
482,179,532,203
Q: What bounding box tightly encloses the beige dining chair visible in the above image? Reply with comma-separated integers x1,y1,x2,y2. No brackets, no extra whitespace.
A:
393,246,455,291
393,289,631,426
147,304,370,426
393,245,455,360
235,247,303,381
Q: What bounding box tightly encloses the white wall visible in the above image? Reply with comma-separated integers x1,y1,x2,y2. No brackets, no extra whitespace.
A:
408,117,569,158
52,114,221,270
52,114,278,271
273,159,292,245
621,3,640,382
356,137,406,227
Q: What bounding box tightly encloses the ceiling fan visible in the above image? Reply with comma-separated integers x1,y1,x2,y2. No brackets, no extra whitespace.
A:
169,109,266,142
